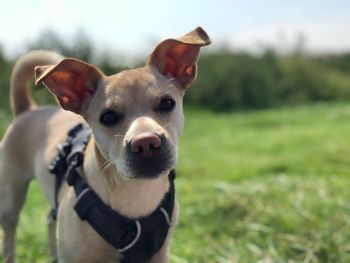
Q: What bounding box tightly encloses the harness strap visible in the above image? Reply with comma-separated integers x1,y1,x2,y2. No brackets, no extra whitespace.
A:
68,167,175,263
49,124,91,219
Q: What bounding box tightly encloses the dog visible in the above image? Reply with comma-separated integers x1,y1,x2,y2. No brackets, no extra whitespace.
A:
0,27,210,262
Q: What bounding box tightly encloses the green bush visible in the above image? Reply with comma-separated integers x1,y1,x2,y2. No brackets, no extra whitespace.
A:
187,50,350,111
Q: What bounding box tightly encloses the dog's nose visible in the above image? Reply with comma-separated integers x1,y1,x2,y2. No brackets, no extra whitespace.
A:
130,133,161,157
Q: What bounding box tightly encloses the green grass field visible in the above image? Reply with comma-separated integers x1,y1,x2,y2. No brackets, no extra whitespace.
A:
1,103,350,262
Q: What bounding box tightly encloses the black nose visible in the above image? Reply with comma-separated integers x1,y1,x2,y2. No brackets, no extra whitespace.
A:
129,133,161,158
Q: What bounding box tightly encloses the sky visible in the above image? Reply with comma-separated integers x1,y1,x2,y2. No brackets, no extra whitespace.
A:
1,0,350,61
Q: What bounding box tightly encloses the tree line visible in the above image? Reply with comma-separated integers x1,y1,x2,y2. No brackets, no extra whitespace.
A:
1,31,350,113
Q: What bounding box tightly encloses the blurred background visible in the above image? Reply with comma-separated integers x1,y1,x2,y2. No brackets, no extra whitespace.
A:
1,0,350,262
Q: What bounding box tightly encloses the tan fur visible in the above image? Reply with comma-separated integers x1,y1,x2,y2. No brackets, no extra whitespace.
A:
0,27,210,262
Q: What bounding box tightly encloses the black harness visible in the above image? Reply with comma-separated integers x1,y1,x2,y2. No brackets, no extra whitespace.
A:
49,124,175,263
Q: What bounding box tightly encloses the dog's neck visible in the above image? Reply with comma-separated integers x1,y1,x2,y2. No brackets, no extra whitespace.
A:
83,138,170,218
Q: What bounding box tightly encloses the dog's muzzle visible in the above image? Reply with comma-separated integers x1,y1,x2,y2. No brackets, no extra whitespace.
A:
125,132,175,179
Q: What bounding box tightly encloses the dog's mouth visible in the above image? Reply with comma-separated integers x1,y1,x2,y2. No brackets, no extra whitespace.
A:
124,134,176,179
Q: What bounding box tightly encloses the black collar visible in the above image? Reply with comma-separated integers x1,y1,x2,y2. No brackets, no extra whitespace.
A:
50,124,176,263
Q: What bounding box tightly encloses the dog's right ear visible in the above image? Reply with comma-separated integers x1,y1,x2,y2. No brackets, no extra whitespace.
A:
35,59,103,114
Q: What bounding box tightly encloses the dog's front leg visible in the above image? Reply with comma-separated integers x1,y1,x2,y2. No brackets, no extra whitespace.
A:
47,215,58,261
2,225,16,263
56,191,121,263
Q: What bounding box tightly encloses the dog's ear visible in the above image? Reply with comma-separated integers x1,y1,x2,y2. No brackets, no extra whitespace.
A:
35,59,103,113
147,27,211,89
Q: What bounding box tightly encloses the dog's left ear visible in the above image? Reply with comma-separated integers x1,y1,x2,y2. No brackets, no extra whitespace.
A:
147,27,211,89
35,59,103,114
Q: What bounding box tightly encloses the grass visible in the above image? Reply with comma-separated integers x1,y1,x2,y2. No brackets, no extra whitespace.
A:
1,103,350,262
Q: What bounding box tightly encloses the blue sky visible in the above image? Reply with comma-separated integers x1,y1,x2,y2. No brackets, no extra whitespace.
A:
1,0,349,59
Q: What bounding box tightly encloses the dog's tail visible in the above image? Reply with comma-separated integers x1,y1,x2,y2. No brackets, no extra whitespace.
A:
10,50,63,117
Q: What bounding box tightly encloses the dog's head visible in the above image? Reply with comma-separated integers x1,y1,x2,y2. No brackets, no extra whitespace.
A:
35,27,211,179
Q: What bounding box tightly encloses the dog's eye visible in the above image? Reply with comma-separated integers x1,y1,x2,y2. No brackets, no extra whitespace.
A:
99,111,121,126
158,97,176,112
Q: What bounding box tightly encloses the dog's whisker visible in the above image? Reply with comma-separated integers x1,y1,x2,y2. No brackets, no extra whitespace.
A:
98,160,114,177
162,84,175,91
113,134,124,138
159,77,176,90
163,122,173,129
159,89,175,97
98,164,113,178
99,160,112,173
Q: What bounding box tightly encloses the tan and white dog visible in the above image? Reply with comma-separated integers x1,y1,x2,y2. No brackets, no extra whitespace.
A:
0,27,210,262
